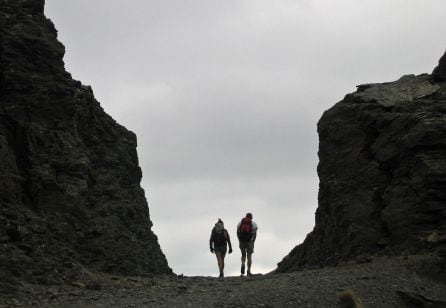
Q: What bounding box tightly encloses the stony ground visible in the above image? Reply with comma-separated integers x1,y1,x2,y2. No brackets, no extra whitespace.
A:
1,254,446,307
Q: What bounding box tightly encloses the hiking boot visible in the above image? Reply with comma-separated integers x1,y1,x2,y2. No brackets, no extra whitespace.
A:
247,271,252,277
219,273,224,278
241,264,245,275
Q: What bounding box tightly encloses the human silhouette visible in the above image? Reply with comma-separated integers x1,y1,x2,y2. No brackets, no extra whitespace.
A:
209,219,232,278
237,212,258,276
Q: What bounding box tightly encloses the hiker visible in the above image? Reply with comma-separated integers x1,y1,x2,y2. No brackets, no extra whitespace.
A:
209,219,232,278
237,212,258,276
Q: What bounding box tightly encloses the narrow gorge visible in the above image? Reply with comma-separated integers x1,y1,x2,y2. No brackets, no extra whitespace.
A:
1,0,446,306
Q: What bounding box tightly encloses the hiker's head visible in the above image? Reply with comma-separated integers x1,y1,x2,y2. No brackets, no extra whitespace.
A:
246,213,252,219
216,218,224,226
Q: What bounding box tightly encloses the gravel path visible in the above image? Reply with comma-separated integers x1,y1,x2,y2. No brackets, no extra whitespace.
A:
2,254,446,307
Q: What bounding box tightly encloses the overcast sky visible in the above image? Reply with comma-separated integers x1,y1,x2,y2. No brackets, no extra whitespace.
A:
44,0,445,277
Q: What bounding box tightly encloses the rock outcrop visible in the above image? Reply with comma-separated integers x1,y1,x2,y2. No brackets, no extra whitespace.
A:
433,50,446,81
0,0,171,291
277,51,446,272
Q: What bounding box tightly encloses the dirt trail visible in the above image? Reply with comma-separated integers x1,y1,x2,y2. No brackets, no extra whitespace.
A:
2,255,446,307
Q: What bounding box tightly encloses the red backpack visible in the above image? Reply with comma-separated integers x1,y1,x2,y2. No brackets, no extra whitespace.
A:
238,217,252,241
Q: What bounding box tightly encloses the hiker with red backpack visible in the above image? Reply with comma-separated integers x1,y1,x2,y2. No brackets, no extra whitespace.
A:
209,219,232,278
237,212,258,276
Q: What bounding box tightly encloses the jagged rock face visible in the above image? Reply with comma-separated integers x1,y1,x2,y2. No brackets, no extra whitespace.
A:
0,0,171,289
277,52,446,272
433,50,446,81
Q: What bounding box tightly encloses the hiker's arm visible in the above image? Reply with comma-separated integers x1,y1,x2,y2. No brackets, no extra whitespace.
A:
209,232,214,253
225,231,233,252
251,234,256,242
251,231,257,242
251,223,258,242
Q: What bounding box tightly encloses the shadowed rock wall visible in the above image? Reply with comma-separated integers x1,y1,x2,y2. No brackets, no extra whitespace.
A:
277,51,446,272
0,0,171,289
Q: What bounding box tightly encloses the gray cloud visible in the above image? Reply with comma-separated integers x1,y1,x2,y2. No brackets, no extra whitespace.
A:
45,0,446,276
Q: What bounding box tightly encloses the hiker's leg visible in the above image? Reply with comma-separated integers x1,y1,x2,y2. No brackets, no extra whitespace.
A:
247,241,254,275
239,242,248,275
221,251,226,271
247,252,252,272
215,252,224,273
241,248,246,263
240,248,247,275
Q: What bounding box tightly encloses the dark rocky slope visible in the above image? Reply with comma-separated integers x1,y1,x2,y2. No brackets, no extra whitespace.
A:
277,51,446,272
0,0,171,292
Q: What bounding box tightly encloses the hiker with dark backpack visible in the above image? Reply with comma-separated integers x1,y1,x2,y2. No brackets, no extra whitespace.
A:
209,219,232,278
237,212,258,276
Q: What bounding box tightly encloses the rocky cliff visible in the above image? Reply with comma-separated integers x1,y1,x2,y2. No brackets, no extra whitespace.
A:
0,0,171,291
277,51,446,272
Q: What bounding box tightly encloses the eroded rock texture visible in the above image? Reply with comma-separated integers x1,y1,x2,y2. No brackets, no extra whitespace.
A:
0,0,171,290
277,51,446,272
